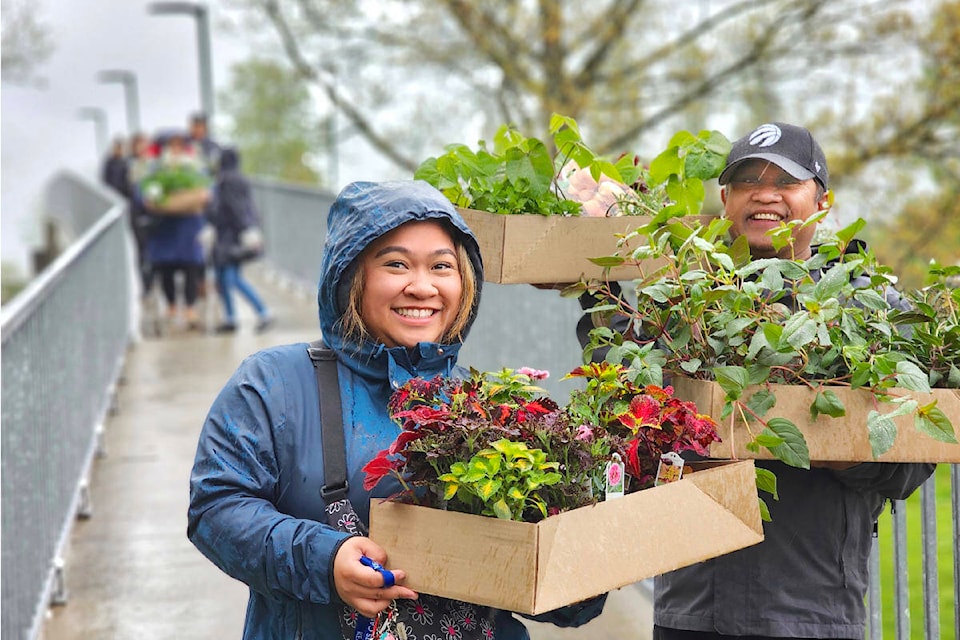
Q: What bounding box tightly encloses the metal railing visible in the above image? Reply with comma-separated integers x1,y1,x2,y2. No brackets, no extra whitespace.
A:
1,171,137,640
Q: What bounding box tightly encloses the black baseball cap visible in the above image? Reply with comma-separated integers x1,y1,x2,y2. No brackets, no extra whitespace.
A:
719,122,828,189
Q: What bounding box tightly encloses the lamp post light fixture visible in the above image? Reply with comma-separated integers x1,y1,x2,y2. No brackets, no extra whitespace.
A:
96,69,141,135
77,106,110,159
147,1,215,131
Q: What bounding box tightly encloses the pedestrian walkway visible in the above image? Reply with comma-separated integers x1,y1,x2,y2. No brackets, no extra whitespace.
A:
38,268,652,640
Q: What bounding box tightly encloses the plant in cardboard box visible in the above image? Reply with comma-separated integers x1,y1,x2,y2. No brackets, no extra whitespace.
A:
414,113,729,218
576,215,959,474
362,363,721,523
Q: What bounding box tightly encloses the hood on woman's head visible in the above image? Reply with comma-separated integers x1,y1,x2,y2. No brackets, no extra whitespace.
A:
316,180,484,350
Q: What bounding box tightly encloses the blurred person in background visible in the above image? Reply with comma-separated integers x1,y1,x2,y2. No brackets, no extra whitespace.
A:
208,147,272,334
143,133,208,331
101,136,130,199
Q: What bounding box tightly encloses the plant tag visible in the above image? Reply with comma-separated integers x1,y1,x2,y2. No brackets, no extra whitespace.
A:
655,452,685,486
605,453,625,500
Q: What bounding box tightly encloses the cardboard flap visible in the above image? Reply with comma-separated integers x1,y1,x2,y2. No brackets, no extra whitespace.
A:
369,461,764,615
683,461,764,535
531,460,763,613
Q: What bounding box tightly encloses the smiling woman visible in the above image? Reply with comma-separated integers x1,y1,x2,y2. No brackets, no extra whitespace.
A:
187,180,606,640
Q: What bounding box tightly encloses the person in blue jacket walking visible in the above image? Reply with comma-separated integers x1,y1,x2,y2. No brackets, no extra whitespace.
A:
188,180,605,639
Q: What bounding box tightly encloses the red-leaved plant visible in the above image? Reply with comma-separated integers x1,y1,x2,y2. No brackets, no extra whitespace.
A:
363,362,721,522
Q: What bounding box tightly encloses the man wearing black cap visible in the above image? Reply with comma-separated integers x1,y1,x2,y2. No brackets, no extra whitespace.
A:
650,123,934,639
717,122,829,260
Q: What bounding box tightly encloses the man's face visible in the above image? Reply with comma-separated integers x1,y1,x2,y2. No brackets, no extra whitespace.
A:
721,159,828,260
190,120,207,140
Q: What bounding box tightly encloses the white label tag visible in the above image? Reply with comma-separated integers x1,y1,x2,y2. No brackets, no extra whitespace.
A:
605,453,625,500
655,452,685,486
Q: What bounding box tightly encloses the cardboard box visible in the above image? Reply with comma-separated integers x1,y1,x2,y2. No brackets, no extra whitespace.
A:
670,377,960,463
148,187,211,214
458,208,714,284
368,460,762,614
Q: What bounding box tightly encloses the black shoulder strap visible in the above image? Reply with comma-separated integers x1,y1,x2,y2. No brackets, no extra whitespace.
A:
306,340,349,505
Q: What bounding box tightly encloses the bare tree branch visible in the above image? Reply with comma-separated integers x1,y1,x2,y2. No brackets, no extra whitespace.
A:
262,0,419,171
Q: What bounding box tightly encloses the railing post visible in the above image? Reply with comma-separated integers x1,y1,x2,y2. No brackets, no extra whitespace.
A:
867,534,882,640
920,478,939,639
892,499,910,639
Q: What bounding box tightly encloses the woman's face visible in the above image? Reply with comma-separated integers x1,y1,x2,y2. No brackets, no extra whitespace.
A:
358,220,463,348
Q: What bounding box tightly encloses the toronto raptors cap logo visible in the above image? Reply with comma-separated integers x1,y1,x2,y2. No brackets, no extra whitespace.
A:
748,124,782,148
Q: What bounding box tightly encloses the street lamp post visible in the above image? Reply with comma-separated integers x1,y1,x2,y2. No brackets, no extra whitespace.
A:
77,106,109,159
96,69,141,135
147,1,215,131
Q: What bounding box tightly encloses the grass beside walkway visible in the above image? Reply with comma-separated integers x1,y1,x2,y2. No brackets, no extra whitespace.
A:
875,464,956,638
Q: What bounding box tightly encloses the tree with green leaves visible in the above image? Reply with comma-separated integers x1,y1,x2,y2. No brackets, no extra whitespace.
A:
858,1,960,287
217,58,325,186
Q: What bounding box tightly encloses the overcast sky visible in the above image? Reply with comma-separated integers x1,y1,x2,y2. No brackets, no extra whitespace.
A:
2,1,396,275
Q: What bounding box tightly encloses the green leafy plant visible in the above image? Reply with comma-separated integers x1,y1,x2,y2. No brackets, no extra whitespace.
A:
139,164,210,205
577,217,960,468
414,113,729,217
438,439,562,521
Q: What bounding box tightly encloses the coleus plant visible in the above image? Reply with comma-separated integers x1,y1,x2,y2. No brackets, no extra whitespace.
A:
362,364,721,523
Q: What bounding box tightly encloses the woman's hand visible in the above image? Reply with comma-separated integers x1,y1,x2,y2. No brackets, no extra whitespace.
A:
333,536,418,617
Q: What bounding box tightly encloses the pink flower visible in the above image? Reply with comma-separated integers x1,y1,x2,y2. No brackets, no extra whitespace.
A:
575,424,594,441
517,367,549,380
607,462,623,486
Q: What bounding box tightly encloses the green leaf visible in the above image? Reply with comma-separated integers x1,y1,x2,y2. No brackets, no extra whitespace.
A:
649,148,683,185
915,405,958,444
764,418,810,469
442,482,459,501
758,498,772,522
894,361,931,393
589,255,627,268
680,358,702,374
835,218,867,244
491,499,513,520
782,313,818,349
504,142,553,197
755,467,779,499
754,431,785,448
814,263,853,300
777,260,809,280
852,289,889,311
811,390,846,419
745,389,776,419
713,366,749,400
763,323,785,350
507,486,526,501
867,410,898,458
761,265,784,292
476,478,501,501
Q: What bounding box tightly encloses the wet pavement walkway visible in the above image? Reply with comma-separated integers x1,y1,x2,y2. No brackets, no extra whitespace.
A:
39,268,652,640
